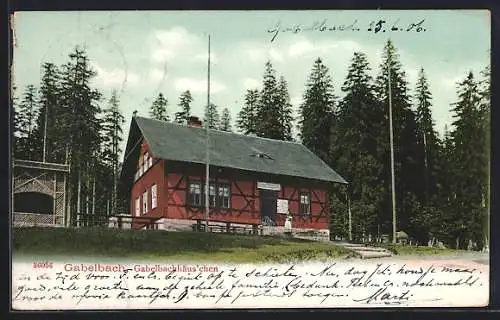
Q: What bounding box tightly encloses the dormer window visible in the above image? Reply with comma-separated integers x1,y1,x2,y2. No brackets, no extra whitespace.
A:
250,152,274,160
249,146,273,160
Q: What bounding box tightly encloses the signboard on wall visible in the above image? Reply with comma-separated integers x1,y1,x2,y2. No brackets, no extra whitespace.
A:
277,199,289,214
257,182,281,191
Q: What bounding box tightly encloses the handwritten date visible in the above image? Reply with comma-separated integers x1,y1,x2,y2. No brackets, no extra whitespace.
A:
268,18,427,42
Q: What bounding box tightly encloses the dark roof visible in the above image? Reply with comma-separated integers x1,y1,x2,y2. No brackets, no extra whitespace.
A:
130,116,347,184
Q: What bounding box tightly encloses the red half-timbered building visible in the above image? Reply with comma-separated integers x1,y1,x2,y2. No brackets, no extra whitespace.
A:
120,116,347,236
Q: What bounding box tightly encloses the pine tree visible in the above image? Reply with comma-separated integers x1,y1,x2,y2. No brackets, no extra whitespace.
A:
373,40,420,237
204,103,220,129
299,57,336,163
32,62,62,162
478,65,491,247
15,84,39,160
219,107,232,132
414,68,442,205
174,90,193,125
276,76,294,141
448,71,487,249
334,52,385,240
100,90,125,215
11,84,20,157
255,61,280,139
150,93,169,122
237,89,259,135
58,47,102,217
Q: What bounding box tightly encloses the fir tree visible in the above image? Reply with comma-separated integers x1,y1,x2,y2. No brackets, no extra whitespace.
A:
174,90,193,125
449,71,487,248
478,65,491,246
204,103,220,129
237,89,259,135
150,93,169,122
414,67,441,205
255,61,288,140
373,40,420,237
32,62,61,162
58,47,102,217
276,76,294,141
100,90,125,215
219,107,232,132
11,84,20,157
15,84,39,160
334,52,385,240
299,57,336,163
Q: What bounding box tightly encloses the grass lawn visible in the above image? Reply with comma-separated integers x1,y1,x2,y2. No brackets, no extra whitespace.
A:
374,243,463,256
12,227,352,263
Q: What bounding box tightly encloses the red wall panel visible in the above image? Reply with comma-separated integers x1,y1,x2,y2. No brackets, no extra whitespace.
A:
130,156,331,230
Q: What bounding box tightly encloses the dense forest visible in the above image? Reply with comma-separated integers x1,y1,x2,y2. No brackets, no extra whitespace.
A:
12,40,490,250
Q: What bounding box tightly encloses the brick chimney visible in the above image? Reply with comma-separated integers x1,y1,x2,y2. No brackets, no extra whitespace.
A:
187,116,203,128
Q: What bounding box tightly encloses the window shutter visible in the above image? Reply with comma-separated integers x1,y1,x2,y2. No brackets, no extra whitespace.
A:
143,190,148,214
151,184,157,209
135,197,140,216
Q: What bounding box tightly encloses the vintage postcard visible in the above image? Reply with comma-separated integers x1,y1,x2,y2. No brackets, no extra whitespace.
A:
10,10,490,310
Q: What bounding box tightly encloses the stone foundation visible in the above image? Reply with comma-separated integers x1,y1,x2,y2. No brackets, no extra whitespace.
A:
112,217,330,241
156,218,195,232
262,226,330,241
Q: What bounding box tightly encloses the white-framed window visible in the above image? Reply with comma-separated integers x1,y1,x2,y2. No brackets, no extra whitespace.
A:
151,184,157,209
188,182,202,206
208,185,216,207
148,155,153,169
300,192,311,215
144,152,150,171
139,164,144,177
142,190,148,214
135,197,140,216
218,184,231,208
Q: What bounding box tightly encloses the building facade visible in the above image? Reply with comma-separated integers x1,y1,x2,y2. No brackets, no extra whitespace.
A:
122,116,347,236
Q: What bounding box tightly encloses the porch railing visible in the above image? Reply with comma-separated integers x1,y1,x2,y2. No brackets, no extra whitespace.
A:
74,213,162,230
13,212,63,227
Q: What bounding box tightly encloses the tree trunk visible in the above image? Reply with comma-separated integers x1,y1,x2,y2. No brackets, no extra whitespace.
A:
85,173,89,215
92,175,96,215
77,170,81,215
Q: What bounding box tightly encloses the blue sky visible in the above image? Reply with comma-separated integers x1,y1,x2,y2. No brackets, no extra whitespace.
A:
12,10,490,152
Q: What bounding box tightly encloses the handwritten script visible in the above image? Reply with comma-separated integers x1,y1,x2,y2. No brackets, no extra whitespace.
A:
12,260,488,309
268,19,427,42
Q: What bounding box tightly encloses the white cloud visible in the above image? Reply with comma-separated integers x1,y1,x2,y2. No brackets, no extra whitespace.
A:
91,63,139,87
241,77,261,90
288,40,315,58
237,42,286,64
191,52,218,63
150,27,201,63
287,39,364,60
330,40,362,52
246,47,265,61
174,77,227,94
152,48,176,62
148,68,167,82
270,48,285,63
